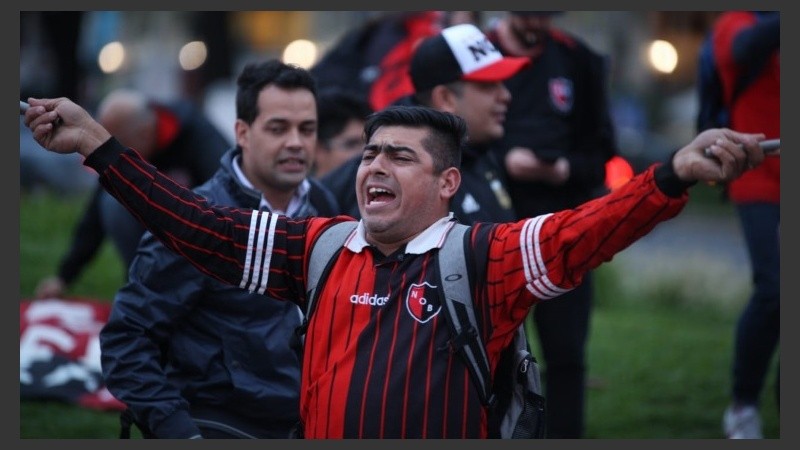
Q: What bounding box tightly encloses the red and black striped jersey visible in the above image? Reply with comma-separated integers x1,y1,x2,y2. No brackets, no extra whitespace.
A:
87,138,687,438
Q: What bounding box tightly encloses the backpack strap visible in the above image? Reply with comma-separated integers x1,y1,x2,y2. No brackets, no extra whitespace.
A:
296,221,357,339
437,223,495,407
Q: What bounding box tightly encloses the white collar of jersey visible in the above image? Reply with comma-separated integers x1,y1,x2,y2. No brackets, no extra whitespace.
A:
346,213,458,254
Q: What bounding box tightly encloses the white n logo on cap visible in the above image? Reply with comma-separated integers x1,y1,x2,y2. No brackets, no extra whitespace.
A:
442,24,503,74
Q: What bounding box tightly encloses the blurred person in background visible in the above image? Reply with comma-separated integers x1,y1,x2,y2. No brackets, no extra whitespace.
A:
311,88,373,180
19,12,86,102
710,10,780,440
485,10,619,438
20,12,94,197
309,11,443,111
33,89,230,300
100,60,340,438
321,23,526,224
441,10,483,27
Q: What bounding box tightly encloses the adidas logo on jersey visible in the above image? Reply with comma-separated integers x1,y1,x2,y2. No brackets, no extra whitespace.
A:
350,293,389,306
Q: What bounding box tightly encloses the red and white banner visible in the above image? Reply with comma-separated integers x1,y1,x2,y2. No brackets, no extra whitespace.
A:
20,298,125,411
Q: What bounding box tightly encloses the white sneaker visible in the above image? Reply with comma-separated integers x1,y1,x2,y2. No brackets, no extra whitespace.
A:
723,405,763,439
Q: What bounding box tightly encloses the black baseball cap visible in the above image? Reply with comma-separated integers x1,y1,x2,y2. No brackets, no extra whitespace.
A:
409,24,530,92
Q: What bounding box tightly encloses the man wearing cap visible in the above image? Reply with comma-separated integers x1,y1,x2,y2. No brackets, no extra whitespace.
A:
322,23,530,224
485,11,619,438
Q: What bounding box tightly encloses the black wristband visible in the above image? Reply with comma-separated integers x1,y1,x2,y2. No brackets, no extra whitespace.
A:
654,150,696,198
83,137,125,173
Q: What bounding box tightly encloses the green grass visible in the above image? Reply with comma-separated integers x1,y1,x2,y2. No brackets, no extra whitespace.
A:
584,276,780,439
20,191,125,301
19,191,779,439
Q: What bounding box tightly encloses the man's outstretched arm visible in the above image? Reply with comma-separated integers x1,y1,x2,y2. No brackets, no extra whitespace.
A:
25,96,769,297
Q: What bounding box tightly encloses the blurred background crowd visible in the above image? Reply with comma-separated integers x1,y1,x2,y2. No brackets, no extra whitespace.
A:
20,11,721,196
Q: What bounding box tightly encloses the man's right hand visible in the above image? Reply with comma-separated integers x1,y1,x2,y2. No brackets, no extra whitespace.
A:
672,128,766,184
23,97,111,158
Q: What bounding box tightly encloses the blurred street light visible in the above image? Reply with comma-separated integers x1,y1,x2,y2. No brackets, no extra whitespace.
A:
648,39,678,74
282,39,318,68
179,41,208,71
98,41,125,74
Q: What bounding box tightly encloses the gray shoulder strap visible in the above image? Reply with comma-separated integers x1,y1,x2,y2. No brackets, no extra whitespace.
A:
438,223,472,317
306,221,357,315
438,223,493,403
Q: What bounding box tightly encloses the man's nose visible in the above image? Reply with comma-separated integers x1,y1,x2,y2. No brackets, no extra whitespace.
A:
366,152,390,173
497,82,511,103
286,128,304,148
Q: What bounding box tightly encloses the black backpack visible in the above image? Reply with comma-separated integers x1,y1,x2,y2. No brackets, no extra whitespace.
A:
301,221,546,438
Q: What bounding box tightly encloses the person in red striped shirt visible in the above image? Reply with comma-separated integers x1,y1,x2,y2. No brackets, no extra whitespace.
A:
24,96,769,438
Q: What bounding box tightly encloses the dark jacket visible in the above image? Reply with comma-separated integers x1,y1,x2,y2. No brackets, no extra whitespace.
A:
486,26,618,217
319,154,360,219
99,147,339,438
451,142,517,224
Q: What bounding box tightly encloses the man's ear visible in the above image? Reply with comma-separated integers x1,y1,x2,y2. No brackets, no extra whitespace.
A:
429,85,458,114
440,167,461,201
234,119,249,149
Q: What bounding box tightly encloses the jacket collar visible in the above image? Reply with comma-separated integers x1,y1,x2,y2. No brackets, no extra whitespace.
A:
345,213,458,254
227,147,311,216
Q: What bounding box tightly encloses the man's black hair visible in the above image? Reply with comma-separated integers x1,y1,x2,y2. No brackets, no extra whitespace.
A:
364,105,467,173
317,88,373,144
236,59,318,124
